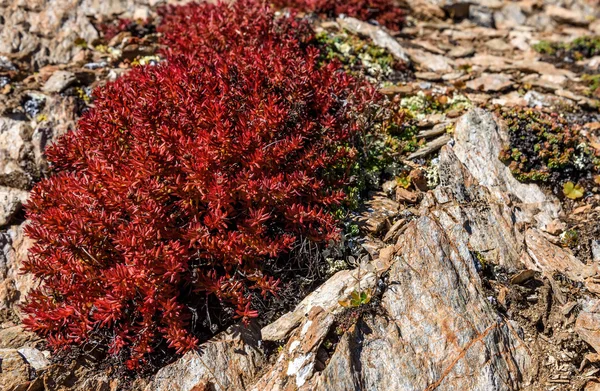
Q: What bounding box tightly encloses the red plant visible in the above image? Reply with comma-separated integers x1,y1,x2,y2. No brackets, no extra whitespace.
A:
22,0,377,368
272,0,406,31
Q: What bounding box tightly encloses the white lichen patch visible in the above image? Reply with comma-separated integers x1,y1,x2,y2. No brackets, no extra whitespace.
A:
286,353,315,387
300,320,313,336
288,340,301,354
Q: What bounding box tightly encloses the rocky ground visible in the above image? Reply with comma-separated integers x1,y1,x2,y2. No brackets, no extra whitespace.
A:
3,0,600,390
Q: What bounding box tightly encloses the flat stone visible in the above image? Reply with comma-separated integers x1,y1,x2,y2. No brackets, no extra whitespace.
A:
42,71,76,93
466,73,513,92
521,73,567,91
447,46,475,58
510,60,576,79
415,71,443,81
576,299,600,353
546,5,589,26
491,91,527,106
461,54,511,72
485,38,512,52
407,48,455,72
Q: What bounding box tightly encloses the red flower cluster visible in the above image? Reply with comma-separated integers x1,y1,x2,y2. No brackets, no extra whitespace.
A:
22,0,377,368
272,0,406,30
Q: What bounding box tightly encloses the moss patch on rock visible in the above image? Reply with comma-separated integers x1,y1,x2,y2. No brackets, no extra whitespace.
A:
533,36,600,62
497,107,600,196
315,31,410,83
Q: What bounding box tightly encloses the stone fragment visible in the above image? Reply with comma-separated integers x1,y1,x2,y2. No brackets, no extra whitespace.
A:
485,38,512,52
0,325,39,349
524,229,598,285
147,324,265,391
466,73,513,92
408,134,451,159
546,5,589,26
576,299,600,353
407,48,455,72
469,5,494,28
460,54,511,72
17,347,50,373
395,187,419,204
415,71,442,81
0,187,29,227
403,0,446,19
0,117,34,189
491,91,527,106
493,3,526,30
0,224,36,312
0,349,30,390
41,70,76,93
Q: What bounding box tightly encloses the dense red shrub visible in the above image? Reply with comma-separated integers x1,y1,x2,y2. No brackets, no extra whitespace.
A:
22,0,377,368
272,0,406,31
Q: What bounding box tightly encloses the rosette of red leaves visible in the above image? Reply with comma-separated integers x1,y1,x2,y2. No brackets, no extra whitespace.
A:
272,0,407,31
22,0,377,369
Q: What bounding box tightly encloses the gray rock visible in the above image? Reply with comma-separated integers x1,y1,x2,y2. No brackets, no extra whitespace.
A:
493,3,526,29
469,5,495,27
17,347,50,373
0,117,34,189
593,240,600,263
291,214,531,391
42,70,77,93
0,224,36,313
0,187,28,227
146,323,265,391
576,299,600,353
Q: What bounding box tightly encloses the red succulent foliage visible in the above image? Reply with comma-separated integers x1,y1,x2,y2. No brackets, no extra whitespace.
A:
272,0,407,31
22,0,377,369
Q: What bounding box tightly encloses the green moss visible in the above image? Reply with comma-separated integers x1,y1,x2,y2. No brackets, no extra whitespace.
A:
582,74,600,96
560,229,579,247
533,36,600,59
315,31,400,80
532,40,556,55
399,91,471,118
497,107,599,193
